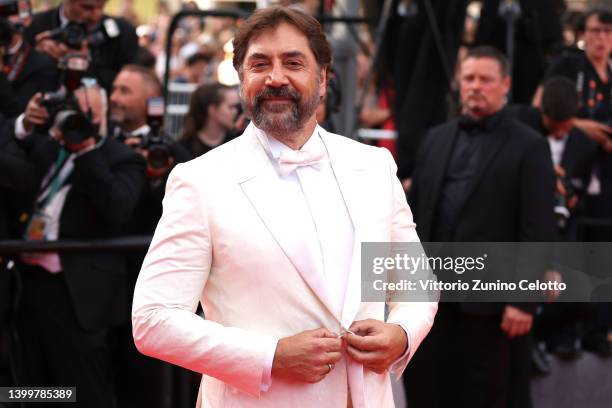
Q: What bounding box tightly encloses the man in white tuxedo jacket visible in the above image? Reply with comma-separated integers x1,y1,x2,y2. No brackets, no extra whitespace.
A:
132,6,437,408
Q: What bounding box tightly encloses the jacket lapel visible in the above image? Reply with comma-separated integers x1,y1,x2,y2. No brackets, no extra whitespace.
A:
319,129,367,329
424,123,457,235
236,125,339,322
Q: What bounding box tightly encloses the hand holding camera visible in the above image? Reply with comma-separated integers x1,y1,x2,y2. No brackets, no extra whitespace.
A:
35,21,90,61
23,92,50,132
118,97,176,180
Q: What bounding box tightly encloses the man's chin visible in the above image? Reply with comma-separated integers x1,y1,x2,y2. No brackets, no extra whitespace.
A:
261,103,295,115
110,112,124,123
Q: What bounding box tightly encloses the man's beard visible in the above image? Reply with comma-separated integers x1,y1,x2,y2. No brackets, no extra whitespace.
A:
243,79,320,136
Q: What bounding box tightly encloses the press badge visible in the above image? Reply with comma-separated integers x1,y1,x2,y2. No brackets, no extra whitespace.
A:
104,18,120,38
24,211,51,242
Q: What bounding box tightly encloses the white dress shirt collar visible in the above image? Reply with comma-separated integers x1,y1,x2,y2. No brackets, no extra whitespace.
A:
251,123,324,159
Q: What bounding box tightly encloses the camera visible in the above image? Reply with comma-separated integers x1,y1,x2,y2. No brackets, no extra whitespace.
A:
142,97,173,169
554,176,584,230
45,18,114,51
0,0,18,18
0,0,30,48
46,21,88,50
39,54,98,144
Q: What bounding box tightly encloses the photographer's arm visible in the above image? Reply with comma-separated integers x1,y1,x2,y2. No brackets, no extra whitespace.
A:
71,142,146,225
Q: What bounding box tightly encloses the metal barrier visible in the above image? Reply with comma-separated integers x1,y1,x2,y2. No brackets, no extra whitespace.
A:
164,82,198,140
0,236,152,255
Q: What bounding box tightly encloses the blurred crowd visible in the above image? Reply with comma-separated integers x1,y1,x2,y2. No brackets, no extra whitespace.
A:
0,0,611,407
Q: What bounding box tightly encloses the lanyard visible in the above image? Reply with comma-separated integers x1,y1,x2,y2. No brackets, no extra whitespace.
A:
36,148,72,209
4,43,32,82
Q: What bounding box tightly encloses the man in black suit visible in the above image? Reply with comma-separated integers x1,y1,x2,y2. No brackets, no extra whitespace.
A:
510,77,598,240
404,46,556,408
23,0,138,93
14,84,145,407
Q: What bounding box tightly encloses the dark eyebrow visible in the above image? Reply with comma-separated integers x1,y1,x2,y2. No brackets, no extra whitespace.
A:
246,52,270,61
246,51,308,61
281,51,307,60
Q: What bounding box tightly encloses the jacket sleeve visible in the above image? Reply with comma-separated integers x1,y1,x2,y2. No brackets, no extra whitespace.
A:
380,148,438,378
71,142,146,225
132,163,277,397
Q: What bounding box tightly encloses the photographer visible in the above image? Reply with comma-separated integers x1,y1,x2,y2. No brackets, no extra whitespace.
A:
109,64,190,408
23,0,138,93
110,65,191,184
511,77,598,240
0,0,58,115
510,77,598,360
14,82,145,407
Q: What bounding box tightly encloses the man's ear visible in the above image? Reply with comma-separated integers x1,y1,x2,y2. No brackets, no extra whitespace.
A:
319,66,328,98
502,75,512,96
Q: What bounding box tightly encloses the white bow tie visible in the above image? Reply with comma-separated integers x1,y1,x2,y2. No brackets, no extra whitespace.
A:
277,149,326,176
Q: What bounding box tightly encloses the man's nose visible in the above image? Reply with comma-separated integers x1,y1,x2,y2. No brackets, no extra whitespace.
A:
265,64,289,87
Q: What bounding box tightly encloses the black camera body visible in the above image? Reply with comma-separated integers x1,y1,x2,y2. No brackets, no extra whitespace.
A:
37,54,97,144
141,131,173,169
0,0,29,47
40,87,97,145
47,21,88,50
144,97,172,168
46,20,110,50
0,0,18,18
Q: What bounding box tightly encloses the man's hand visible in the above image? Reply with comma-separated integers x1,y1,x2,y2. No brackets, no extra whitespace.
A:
24,93,50,133
272,328,342,383
573,118,612,145
500,305,533,338
35,31,70,60
344,319,407,374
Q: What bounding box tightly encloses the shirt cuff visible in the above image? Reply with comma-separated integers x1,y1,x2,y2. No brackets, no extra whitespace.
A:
389,323,411,373
260,337,279,392
14,114,28,140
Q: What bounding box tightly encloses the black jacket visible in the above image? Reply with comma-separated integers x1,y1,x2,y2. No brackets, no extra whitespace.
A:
20,133,146,330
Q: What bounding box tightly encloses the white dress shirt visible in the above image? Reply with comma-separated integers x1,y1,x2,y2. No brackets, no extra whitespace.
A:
547,133,568,167
253,125,355,391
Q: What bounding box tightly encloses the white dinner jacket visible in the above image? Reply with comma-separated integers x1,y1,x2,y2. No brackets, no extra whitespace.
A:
132,123,437,408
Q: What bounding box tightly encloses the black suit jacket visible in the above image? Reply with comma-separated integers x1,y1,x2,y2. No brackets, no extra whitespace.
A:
21,133,146,331
24,7,138,93
409,109,556,314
